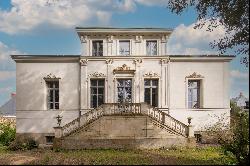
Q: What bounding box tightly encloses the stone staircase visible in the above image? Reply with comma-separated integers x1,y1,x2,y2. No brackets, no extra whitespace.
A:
53,103,195,149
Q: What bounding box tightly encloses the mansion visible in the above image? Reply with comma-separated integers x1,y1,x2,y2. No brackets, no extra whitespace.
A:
12,27,234,148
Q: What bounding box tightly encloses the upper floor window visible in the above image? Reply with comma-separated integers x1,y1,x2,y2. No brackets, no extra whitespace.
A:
46,81,59,110
92,40,103,56
188,80,200,109
146,41,157,56
119,41,130,56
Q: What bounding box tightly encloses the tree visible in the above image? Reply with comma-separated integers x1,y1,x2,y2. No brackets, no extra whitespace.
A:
168,0,249,67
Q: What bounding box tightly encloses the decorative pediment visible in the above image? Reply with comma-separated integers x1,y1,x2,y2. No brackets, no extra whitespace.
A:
43,73,61,80
160,57,170,64
143,71,159,77
113,64,135,74
186,72,204,78
88,72,106,78
80,59,88,66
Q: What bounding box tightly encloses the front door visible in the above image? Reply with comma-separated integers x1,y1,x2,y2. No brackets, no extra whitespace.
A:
117,79,132,103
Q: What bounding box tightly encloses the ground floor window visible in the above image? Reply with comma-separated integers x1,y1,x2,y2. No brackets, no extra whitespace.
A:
144,79,158,107
188,80,200,108
90,79,105,108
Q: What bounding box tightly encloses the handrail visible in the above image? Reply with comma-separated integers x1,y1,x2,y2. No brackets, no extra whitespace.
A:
61,103,188,137
144,103,188,136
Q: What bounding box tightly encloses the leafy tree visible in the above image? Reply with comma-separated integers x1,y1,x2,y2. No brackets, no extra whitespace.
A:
168,0,249,67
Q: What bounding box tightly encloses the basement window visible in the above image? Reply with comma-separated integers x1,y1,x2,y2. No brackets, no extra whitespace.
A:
45,136,55,144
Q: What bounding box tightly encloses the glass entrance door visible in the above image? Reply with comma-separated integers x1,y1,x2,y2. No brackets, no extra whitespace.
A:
117,79,132,103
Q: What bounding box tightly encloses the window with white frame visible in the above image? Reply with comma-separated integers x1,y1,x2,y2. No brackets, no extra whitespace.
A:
90,79,105,108
188,80,200,109
144,79,158,107
119,41,130,56
146,40,157,55
92,40,103,56
46,81,59,110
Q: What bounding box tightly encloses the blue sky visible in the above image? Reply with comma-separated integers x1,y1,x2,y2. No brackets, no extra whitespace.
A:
0,0,249,106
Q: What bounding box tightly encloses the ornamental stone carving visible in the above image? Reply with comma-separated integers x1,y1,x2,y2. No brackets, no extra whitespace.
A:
143,71,159,77
161,35,169,43
186,72,204,78
133,58,142,64
80,35,88,43
106,59,114,64
135,35,143,43
80,59,88,66
107,35,114,43
113,64,135,74
43,73,61,80
160,57,170,64
88,72,106,78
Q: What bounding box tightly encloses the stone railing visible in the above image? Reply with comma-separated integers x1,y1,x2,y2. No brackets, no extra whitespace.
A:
60,103,141,137
55,103,192,138
141,103,189,137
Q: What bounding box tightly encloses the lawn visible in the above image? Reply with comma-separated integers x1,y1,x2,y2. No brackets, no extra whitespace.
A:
0,145,236,165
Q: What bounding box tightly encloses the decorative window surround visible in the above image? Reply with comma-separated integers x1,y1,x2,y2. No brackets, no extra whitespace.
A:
186,72,204,78
43,73,61,80
143,71,160,78
88,72,106,78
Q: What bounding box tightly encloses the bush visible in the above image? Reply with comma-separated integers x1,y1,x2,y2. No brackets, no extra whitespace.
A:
0,123,16,146
8,137,38,151
203,102,249,165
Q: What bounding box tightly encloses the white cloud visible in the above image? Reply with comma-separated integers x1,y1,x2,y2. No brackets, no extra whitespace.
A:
230,70,249,80
0,0,138,34
0,71,15,81
135,0,168,6
168,20,226,55
0,41,23,71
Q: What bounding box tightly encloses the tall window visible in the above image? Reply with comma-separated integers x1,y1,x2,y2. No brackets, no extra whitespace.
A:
119,41,130,56
92,40,103,56
46,81,59,110
90,79,105,108
188,80,200,109
146,41,157,55
144,79,158,107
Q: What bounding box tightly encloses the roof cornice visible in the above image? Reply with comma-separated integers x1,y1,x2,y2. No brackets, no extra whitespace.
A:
11,55,234,63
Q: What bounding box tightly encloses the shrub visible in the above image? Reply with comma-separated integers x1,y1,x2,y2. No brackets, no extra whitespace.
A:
0,123,16,146
8,137,38,151
203,102,249,165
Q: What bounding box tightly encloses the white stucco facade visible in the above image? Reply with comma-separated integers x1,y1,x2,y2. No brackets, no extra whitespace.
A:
12,27,234,139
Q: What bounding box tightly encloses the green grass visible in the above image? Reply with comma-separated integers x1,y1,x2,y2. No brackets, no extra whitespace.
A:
0,146,237,165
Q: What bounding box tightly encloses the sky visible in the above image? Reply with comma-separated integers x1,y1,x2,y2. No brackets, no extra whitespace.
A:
0,0,249,106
